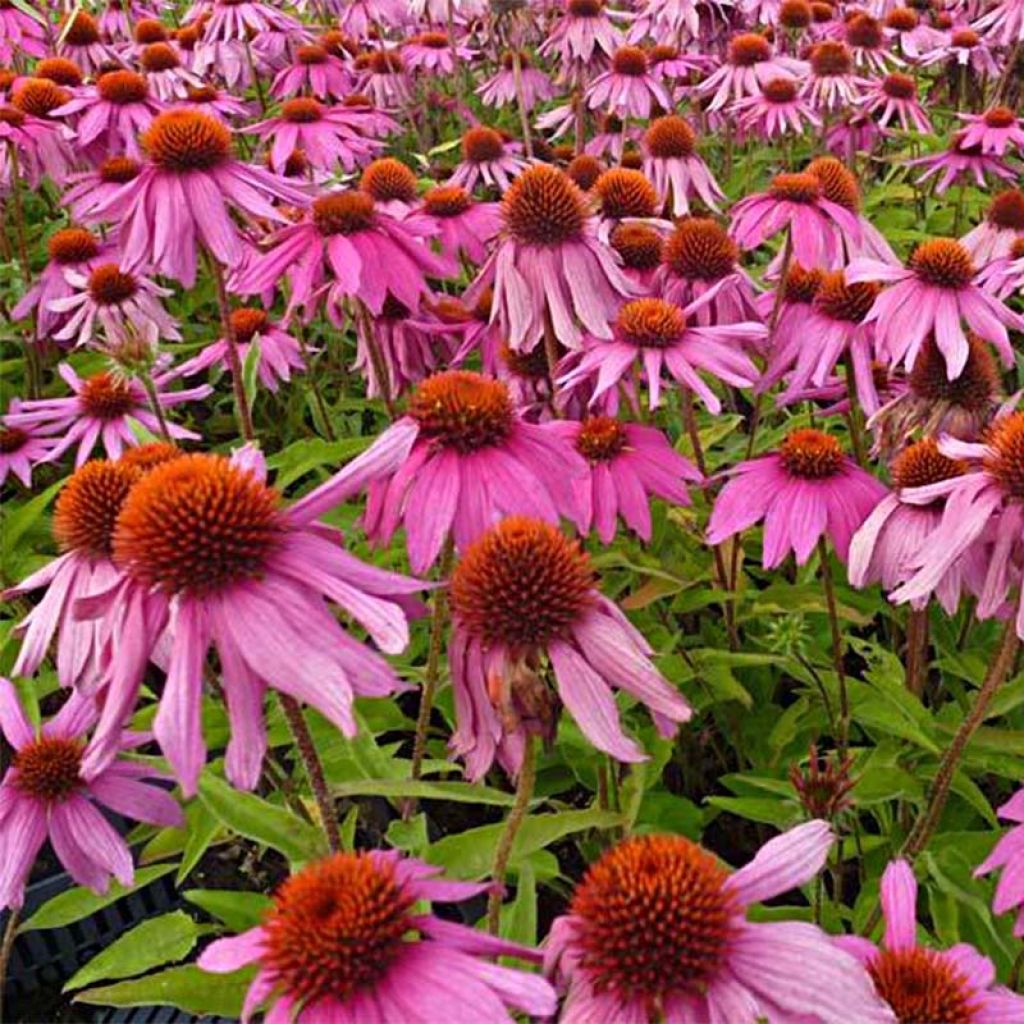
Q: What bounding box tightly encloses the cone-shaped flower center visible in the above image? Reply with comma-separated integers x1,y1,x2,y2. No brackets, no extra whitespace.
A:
814,272,879,322
451,517,594,649
415,30,449,48
984,105,1016,128
868,948,978,1023
297,44,328,65
280,149,309,178
423,184,472,217
230,307,269,343
79,372,138,421
780,0,811,26
568,0,603,17
762,77,798,103
886,7,919,30
891,439,966,490
503,165,586,246
186,85,218,104
909,334,997,408
617,297,687,348
368,50,403,74
48,227,100,265
361,158,418,203
0,106,25,127
501,342,550,380
983,412,1024,498
594,169,657,219
62,10,100,45
811,41,853,75
566,154,603,191
909,239,975,288
729,33,771,66
664,217,737,281
13,736,85,803
119,442,184,473
113,454,284,596
502,49,531,70
807,156,860,210
142,109,232,172
461,126,505,163
649,44,679,64
100,155,142,183
577,417,628,462
782,263,824,303
611,223,663,269
262,854,414,1007
88,264,138,305
320,30,350,56
281,97,322,123
779,429,844,478
645,114,696,158
952,28,979,47
408,371,514,452
770,172,821,203
313,192,376,236
987,189,1024,230
570,834,738,1007
13,78,69,117
134,18,168,44
882,73,917,99
54,459,141,556
846,14,883,47
612,46,648,76
141,43,180,72
1012,238,1024,260
35,57,84,88
97,70,148,105
0,426,27,455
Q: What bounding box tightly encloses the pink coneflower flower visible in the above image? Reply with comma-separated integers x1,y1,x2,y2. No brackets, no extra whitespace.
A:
468,165,634,352
198,850,556,1024
6,364,209,467
847,237,1024,378
270,43,353,101
11,228,113,341
921,26,1002,77
546,824,894,1024
584,111,642,163
48,262,180,351
357,157,420,218
957,104,1024,156
845,13,903,72
849,440,984,612
730,171,861,269
825,111,884,165
0,0,47,63
548,417,702,543
179,82,252,123
962,189,1024,263
335,0,404,37
477,51,556,112
757,263,823,366
404,185,501,265
0,680,183,911
295,370,588,571
196,0,302,42
977,790,1024,935
590,167,664,238
77,448,425,793
557,296,763,414
978,237,1024,298
707,429,887,566
57,10,115,74
655,217,762,327
448,517,692,777
628,0,704,43
356,49,411,108
139,42,202,102
0,104,71,190
233,190,450,322
3,448,183,687
0,404,58,488
837,859,1024,1021
734,77,822,138
862,72,932,133
910,131,1017,195
448,126,528,194
245,97,381,175
883,5,947,58
53,70,164,163
802,42,872,111
402,31,475,75
698,33,807,112
642,115,723,217
585,45,671,118
539,0,628,66
89,108,309,287
62,155,143,222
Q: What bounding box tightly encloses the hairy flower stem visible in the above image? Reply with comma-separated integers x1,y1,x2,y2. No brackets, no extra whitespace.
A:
279,694,341,853
487,734,537,934
205,252,256,443
841,352,865,466
905,607,929,699
139,371,172,442
0,908,18,1023
357,302,398,419
818,538,850,761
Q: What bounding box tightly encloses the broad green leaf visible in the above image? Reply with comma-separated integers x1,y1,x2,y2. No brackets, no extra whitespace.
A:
242,336,262,413
197,771,326,864
501,862,536,953
329,778,516,806
1,477,66,553
706,796,796,827
177,800,223,885
267,436,373,490
184,890,272,933
19,864,177,932
65,912,203,991
75,965,255,1017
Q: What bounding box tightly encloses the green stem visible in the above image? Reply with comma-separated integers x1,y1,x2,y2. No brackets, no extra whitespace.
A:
205,251,255,442
818,537,850,761
0,908,18,1024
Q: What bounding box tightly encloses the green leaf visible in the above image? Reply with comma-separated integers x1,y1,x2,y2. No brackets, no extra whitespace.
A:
501,862,536,953
242,336,261,413
267,436,373,490
177,800,223,885
197,771,326,864
1,477,66,553
184,890,272,933
75,965,255,1018
329,778,516,806
65,912,203,992
19,864,177,932
706,796,797,827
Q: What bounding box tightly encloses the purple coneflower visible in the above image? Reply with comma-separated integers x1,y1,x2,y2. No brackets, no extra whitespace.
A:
477,51,555,111
139,42,202,102
404,185,500,265
698,33,807,112
57,10,115,74
539,0,628,66
847,237,1024,378
862,72,932,133
802,41,871,111
356,49,411,107
198,850,556,1024
0,404,58,489
707,429,886,566
0,103,72,190
448,517,692,778
836,859,1024,1021
910,132,1017,195
734,77,822,138
0,0,46,63
547,823,894,1024
977,790,1024,935
179,83,252,123
585,45,671,119
978,237,1024,298
957,104,1024,156
270,42,353,100
403,31,476,75
63,155,142,223
845,13,902,72
921,26,1001,77
448,126,528,193
642,114,723,216
962,189,1024,263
